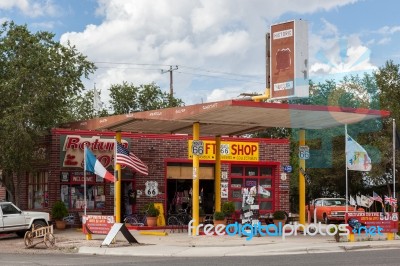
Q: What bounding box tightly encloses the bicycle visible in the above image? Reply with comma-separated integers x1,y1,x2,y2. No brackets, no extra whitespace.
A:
167,207,192,226
124,212,147,226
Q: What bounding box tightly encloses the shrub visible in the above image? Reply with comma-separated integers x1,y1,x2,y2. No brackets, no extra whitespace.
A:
222,201,235,217
144,203,160,217
51,201,68,220
273,210,287,220
213,211,225,221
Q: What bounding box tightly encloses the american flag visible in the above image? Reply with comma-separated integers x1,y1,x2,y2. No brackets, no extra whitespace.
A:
116,142,148,175
384,195,397,206
371,191,383,203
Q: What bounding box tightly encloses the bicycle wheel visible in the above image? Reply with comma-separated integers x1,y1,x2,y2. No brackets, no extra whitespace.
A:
167,216,179,226
124,216,140,226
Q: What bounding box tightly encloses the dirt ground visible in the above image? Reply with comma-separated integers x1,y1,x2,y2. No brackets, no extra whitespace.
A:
0,228,134,255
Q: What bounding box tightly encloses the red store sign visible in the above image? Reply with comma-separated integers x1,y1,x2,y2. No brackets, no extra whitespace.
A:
346,212,399,233
61,135,128,168
82,215,115,235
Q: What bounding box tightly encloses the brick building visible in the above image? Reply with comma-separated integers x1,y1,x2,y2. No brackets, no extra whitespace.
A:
18,128,290,224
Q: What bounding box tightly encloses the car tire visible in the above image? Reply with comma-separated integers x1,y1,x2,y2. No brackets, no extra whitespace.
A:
32,220,47,229
323,215,330,224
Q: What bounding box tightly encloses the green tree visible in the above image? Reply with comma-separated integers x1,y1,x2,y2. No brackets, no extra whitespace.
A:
0,21,96,202
109,81,184,114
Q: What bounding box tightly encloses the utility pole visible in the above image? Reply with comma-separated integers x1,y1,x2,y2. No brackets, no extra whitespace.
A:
161,65,178,103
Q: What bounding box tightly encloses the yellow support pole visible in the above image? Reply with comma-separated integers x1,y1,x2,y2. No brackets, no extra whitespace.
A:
116,131,122,223
192,122,200,235
299,129,306,225
387,233,395,240
215,136,221,212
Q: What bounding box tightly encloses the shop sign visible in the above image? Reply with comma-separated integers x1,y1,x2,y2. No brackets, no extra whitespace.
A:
82,215,115,235
283,165,292,173
188,140,259,161
345,212,399,233
144,181,159,197
221,182,228,198
61,135,129,168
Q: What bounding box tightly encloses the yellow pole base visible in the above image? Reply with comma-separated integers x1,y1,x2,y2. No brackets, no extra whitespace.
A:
348,233,355,242
139,231,168,236
85,233,92,240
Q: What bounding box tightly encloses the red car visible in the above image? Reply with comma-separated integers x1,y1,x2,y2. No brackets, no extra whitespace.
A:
308,198,363,224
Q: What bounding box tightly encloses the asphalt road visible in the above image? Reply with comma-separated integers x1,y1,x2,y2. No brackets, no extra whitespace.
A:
1,249,400,266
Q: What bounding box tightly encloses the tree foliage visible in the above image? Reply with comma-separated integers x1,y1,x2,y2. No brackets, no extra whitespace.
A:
0,21,96,202
109,81,184,114
284,69,398,209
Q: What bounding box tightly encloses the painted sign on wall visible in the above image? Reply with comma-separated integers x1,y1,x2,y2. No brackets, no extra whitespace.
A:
188,140,259,161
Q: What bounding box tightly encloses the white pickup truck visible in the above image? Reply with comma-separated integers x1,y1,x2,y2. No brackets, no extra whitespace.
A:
0,201,50,237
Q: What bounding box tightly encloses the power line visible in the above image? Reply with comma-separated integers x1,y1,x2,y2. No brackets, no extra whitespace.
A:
92,61,264,84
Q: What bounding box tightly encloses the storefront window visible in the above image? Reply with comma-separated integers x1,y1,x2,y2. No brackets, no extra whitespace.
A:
229,165,274,212
60,172,106,210
28,172,49,209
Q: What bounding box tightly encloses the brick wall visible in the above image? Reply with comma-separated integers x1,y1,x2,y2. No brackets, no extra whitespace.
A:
21,129,290,221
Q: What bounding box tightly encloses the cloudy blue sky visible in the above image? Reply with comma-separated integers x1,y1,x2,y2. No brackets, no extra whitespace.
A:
1,0,400,108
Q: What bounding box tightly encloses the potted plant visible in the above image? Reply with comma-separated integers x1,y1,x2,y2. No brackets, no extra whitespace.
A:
213,211,226,227
199,207,206,223
273,210,287,227
51,201,68,229
145,203,160,227
222,201,235,218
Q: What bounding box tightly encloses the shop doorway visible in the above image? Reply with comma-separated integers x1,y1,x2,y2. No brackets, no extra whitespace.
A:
167,179,214,216
121,181,136,220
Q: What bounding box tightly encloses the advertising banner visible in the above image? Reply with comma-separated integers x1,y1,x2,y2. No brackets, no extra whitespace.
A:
346,212,398,233
82,215,115,235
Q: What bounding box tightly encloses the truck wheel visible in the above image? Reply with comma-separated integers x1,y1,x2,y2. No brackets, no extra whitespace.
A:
32,220,47,230
16,231,26,238
323,215,330,224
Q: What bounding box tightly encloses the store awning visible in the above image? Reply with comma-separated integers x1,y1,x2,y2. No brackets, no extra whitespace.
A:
61,100,390,136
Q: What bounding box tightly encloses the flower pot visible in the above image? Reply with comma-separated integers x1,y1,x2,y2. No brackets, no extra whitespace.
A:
55,220,66,230
146,216,158,227
273,219,285,227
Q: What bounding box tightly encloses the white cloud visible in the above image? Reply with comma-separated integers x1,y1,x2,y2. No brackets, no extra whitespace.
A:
0,0,59,18
60,0,363,105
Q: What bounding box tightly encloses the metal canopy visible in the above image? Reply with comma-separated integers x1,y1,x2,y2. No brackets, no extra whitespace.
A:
62,100,390,135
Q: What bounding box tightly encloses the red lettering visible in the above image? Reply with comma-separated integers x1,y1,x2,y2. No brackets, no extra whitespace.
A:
205,143,215,154
232,144,237,155
97,155,111,167
231,144,257,155
65,136,80,149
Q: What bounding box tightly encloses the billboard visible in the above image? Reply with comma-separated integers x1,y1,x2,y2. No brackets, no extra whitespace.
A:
270,20,309,100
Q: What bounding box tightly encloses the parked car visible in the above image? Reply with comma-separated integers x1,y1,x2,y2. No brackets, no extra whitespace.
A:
307,198,364,224
0,201,50,237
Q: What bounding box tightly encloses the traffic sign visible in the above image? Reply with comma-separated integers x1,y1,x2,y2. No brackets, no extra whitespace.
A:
299,146,310,160
191,140,204,155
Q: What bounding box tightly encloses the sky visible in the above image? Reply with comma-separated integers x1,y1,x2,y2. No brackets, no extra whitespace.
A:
1,0,400,109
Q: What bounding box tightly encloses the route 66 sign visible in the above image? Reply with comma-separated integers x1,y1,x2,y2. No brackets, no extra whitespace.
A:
220,144,230,155
145,181,159,197
299,146,310,160
192,140,204,155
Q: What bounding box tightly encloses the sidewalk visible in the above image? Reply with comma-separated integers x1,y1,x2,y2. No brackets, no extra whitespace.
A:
74,227,400,257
